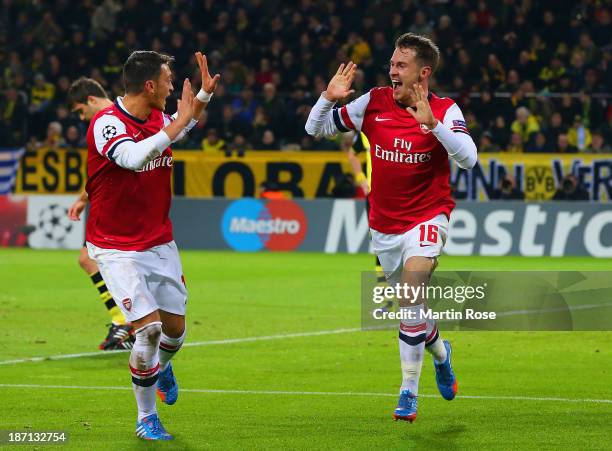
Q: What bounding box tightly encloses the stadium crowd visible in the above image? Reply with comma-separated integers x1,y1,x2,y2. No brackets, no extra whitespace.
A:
0,0,610,153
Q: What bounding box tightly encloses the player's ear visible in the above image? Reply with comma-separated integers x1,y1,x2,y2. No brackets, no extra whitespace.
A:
144,79,156,95
420,66,432,81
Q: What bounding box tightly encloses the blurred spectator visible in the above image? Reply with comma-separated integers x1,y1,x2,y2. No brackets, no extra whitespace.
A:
29,73,56,138
587,132,611,153
539,56,566,91
409,11,432,37
201,129,226,152
0,0,608,153
567,115,592,151
479,132,501,153
557,94,581,125
481,54,505,91
525,132,549,153
91,0,122,39
544,112,566,149
219,104,250,143
552,175,589,201
511,107,540,143
0,88,28,146
464,111,482,144
556,133,578,153
491,176,525,200
507,133,524,153
490,116,511,150
39,121,65,149
228,134,249,157
62,125,82,149
254,129,279,150
472,91,496,129
261,83,285,136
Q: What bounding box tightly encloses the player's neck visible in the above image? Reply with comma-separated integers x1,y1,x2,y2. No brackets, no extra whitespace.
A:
121,94,152,121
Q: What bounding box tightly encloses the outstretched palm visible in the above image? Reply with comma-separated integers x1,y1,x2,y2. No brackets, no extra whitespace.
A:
196,51,220,94
324,62,357,102
405,83,437,129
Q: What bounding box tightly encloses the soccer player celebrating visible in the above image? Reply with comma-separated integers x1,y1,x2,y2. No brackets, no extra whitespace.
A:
305,33,477,422
85,50,219,440
67,78,135,351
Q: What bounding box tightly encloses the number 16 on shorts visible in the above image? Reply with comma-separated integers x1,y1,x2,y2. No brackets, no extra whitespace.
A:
419,224,439,247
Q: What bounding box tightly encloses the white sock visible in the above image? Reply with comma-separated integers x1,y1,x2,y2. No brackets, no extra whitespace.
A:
129,322,162,421
425,318,448,364
398,304,426,395
159,328,186,371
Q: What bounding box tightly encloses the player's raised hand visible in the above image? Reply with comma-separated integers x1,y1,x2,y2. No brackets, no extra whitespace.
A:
323,62,357,102
196,52,220,94
405,83,437,130
175,78,194,126
67,199,86,221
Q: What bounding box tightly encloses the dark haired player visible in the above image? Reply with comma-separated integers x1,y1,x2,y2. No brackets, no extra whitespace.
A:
67,77,135,351
85,50,219,440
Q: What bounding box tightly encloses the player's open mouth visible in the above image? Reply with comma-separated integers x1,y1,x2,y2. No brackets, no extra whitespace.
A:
392,80,402,92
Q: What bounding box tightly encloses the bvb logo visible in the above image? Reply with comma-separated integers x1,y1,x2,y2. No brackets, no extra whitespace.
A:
525,166,556,200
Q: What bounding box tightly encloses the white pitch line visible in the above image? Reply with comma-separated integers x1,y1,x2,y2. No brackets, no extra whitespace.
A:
0,384,611,404
2,302,611,366
0,327,367,366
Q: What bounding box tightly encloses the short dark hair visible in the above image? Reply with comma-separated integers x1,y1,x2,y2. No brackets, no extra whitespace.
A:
395,33,440,73
123,51,174,94
67,77,108,106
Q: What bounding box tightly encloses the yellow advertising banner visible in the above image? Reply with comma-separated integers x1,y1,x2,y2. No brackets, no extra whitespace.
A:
13,148,611,201
14,149,88,194
454,153,611,201
178,151,358,198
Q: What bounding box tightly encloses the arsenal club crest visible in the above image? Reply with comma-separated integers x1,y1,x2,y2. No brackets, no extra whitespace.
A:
122,298,132,311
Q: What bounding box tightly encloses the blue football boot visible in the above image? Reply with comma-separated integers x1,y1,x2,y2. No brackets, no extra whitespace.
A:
434,340,458,400
156,362,179,405
135,414,173,440
393,389,418,422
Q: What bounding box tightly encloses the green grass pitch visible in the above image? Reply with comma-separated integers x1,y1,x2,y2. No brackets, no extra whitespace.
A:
0,249,611,450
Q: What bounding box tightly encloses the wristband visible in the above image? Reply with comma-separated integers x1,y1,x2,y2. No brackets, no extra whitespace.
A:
196,89,213,103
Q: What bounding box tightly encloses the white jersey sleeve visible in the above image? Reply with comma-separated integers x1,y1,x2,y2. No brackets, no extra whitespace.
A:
91,112,171,171
305,92,371,138
92,113,132,158
163,113,198,144
430,103,478,169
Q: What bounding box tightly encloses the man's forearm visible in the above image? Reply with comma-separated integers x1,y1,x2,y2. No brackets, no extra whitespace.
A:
192,96,207,120
305,94,338,138
112,131,172,170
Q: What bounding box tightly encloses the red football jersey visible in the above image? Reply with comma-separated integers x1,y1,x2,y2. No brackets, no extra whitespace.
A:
337,87,468,234
85,99,174,251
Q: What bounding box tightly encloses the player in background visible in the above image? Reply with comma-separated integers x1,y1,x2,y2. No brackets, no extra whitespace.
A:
347,133,393,311
306,33,477,422
67,78,134,351
85,50,219,440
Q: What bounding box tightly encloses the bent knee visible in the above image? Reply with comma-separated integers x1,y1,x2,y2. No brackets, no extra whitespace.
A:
136,321,163,346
